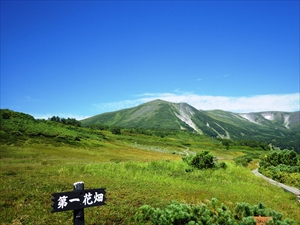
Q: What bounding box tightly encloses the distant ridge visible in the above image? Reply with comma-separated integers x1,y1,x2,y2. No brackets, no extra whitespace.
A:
81,99,300,132
81,99,300,151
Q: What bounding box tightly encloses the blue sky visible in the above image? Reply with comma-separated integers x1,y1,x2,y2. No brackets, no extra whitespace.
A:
1,1,299,119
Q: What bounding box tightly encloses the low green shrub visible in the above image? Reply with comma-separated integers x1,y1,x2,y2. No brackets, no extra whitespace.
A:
132,198,294,225
258,150,300,188
183,150,227,171
258,166,300,189
234,155,253,167
260,150,298,168
218,161,228,169
182,151,217,169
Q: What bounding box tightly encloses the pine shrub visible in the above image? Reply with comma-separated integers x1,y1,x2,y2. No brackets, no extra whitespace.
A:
183,150,227,171
132,199,294,225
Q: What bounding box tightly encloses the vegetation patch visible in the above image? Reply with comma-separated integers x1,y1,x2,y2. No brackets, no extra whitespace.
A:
1,109,299,224
183,150,227,170
258,150,300,188
132,198,294,225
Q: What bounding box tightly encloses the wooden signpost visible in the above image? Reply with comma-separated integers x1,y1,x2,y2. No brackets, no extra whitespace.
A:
51,181,106,225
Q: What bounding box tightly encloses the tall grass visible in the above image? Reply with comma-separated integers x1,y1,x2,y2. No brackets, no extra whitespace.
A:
1,110,298,224
1,148,299,224
1,128,299,224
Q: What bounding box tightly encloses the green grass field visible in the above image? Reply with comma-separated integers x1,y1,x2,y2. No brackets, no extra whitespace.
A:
1,131,299,225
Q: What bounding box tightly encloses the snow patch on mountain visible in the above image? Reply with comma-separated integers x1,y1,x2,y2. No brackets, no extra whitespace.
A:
237,112,293,129
206,122,230,139
215,123,230,139
283,114,290,129
238,113,261,125
262,112,274,121
174,104,203,134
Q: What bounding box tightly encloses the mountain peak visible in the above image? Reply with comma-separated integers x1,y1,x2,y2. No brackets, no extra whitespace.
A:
80,100,299,151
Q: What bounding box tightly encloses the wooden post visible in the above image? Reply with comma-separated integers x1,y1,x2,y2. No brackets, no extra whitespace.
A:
73,181,84,225
51,182,106,223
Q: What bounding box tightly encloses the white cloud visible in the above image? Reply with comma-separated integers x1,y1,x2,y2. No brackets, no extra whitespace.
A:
92,99,145,113
32,113,90,120
25,96,40,102
37,93,298,119
91,93,299,115
138,93,300,113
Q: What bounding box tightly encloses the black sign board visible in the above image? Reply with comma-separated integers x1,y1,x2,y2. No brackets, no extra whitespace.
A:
51,188,106,213
51,182,106,225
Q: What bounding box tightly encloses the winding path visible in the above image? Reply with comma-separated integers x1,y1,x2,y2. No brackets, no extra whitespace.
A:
252,169,300,202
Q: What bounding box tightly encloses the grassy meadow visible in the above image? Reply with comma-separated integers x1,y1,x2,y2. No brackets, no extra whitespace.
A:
1,128,299,225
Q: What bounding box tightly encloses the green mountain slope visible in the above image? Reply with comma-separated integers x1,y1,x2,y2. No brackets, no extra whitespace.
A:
82,100,196,131
237,111,300,131
81,99,300,152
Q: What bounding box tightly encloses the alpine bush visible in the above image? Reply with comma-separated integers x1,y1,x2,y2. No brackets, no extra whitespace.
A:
183,150,227,170
258,150,300,188
234,155,253,167
132,198,294,225
259,150,298,168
